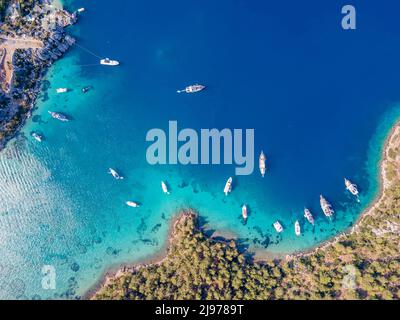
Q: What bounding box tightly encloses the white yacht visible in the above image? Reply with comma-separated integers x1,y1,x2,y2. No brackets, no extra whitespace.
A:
56,88,68,93
224,177,233,196
108,168,124,180
273,221,283,233
345,178,359,197
126,201,140,208
242,205,248,221
161,181,170,194
77,8,85,13
100,58,120,66
31,132,42,142
304,208,315,225
177,84,205,94
48,111,69,122
320,195,334,219
295,220,301,236
259,151,266,177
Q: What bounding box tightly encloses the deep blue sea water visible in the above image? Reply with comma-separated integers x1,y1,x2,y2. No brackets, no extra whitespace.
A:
1,0,400,299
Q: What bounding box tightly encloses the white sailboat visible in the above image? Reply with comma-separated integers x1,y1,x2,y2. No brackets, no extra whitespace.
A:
345,178,359,197
108,168,124,180
161,181,170,194
177,84,205,94
242,205,248,221
259,151,266,177
56,88,68,93
224,177,233,196
273,221,283,233
295,220,301,236
320,195,334,219
100,58,120,66
48,111,69,122
304,208,315,225
31,132,42,142
126,201,140,208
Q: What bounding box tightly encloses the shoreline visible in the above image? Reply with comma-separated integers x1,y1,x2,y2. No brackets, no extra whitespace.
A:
253,119,400,261
0,0,76,151
86,120,400,299
287,120,400,259
1,0,398,300
82,210,192,300
53,0,63,10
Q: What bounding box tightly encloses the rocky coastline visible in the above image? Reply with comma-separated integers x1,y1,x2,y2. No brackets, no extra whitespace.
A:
0,0,78,150
90,122,400,300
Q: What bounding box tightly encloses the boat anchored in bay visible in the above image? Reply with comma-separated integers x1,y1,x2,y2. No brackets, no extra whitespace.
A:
48,111,69,122
259,151,266,177
320,195,334,219
108,168,124,180
345,178,359,200
126,201,140,208
56,88,68,93
82,86,92,93
304,208,315,225
295,220,301,236
100,58,120,66
177,84,205,94
273,221,283,233
161,181,170,194
242,205,248,222
31,132,43,142
224,177,233,196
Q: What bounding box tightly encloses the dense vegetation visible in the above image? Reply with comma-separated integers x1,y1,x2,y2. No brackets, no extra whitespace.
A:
0,50,41,145
0,0,36,19
0,0,65,148
17,0,36,16
94,211,399,300
0,0,10,20
94,129,400,300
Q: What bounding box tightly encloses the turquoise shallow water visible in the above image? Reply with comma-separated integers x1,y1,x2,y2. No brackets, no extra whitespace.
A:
1,0,400,299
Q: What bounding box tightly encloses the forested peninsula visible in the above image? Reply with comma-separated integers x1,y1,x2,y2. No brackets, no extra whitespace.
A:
93,124,400,301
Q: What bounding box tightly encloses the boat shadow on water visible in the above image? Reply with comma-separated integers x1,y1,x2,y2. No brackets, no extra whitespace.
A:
62,112,74,121
31,114,48,125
